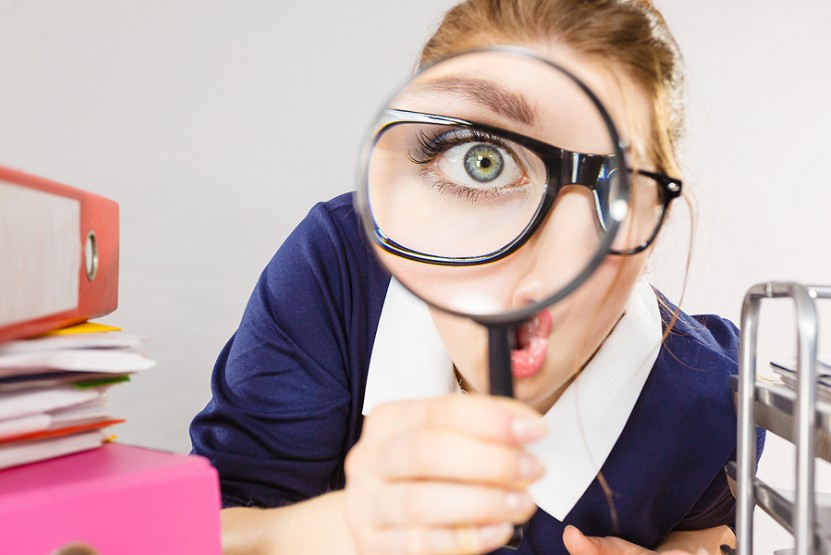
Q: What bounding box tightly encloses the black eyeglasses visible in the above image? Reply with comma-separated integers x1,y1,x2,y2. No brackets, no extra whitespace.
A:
610,168,682,255
366,109,682,265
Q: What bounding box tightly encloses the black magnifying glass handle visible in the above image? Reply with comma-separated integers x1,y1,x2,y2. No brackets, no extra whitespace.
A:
506,524,525,550
485,323,525,550
487,324,515,398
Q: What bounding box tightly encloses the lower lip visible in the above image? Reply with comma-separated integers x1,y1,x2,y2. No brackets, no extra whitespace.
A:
510,310,552,379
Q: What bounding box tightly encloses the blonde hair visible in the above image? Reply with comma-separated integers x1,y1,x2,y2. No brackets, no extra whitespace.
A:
419,0,685,178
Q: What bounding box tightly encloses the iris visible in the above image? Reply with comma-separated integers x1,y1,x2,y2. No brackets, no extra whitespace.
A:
464,144,504,182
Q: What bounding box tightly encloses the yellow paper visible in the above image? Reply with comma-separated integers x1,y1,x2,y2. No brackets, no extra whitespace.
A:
45,321,122,336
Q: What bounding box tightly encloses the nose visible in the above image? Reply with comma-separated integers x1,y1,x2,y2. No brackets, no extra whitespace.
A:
510,186,602,308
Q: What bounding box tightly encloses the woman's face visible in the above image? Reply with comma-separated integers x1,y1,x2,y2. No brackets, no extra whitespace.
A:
422,43,657,413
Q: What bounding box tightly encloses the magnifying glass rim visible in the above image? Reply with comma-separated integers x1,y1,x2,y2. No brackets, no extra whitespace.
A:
355,44,631,326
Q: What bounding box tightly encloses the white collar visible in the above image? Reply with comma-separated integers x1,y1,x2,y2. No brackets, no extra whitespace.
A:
362,278,662,521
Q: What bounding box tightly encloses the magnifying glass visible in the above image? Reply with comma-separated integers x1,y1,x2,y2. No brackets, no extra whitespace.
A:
356,46,630,398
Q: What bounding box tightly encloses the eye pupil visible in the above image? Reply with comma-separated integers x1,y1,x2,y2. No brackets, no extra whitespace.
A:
464,144,504,183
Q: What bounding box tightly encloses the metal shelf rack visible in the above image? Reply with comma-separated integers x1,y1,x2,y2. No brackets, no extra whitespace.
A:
732,282,831,554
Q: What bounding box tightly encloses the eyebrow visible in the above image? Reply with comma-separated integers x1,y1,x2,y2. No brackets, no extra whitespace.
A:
413,76,536,126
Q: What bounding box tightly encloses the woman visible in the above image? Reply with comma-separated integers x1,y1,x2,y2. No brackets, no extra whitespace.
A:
190,1,763,553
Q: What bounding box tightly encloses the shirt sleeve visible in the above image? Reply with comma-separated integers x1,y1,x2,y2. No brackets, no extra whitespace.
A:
674,426,766,531
189,197,386,508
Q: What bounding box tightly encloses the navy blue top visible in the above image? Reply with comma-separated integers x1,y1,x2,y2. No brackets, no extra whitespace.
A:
190,192,764,553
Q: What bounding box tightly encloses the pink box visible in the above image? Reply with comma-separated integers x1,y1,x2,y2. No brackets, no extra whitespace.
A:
0,443,222,555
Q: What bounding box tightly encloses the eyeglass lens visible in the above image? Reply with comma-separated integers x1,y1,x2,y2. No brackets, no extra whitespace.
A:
609,172,667,253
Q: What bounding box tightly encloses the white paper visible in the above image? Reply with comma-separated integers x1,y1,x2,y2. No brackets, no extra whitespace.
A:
0,430,104,470
0,387,103,421
0,413,51,438
0,332,146,356
0,349,156,373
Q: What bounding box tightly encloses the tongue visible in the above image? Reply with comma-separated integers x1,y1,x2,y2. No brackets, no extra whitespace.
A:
515,315,540,351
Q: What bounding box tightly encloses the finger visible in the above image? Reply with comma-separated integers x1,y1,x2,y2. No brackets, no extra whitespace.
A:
374,482,537,526
562,525,653,555
563,525,603,555
367,523,515,555
378,428,544,485
363,394,546,445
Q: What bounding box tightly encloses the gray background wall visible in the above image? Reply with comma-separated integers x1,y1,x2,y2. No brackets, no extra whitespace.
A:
2,1,829,551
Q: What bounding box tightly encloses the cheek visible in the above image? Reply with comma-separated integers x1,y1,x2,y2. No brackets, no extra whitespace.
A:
558,252,649,330
429,309,489,385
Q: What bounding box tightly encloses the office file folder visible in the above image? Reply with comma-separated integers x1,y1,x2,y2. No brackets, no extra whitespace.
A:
0,166,119,343
0,442,222,554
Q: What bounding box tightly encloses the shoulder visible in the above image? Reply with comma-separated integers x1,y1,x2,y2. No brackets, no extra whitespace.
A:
655,291,740,375
259,192,389,303
624,291,741,482
238,193,391,382
283,192,368,257
303,191,363,232
636,292,740,438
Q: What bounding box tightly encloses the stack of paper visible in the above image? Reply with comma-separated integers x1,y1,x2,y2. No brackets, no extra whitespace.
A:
770,355,831,403
0,322,155,469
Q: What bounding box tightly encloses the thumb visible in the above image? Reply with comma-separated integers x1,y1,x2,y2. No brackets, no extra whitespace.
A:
563,525,655,555
563,525,603,555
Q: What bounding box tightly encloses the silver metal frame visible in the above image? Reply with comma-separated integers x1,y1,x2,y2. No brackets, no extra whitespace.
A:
736,282,831,554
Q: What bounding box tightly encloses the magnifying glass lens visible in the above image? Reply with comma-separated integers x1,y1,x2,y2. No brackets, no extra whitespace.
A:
359,48,629,322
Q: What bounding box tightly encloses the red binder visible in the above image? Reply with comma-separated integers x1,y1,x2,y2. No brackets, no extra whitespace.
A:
0,166,119,343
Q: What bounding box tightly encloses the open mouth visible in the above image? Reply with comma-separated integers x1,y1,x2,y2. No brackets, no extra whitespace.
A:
510,310,552,379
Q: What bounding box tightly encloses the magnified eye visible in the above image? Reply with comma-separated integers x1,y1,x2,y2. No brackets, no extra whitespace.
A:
412,128,527,197
451,143,505,183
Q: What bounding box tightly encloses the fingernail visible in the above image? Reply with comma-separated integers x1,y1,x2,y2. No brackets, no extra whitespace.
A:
505,491,535,514
478,522,514,545
511,416,545,442
564,524,584,539
518,454,545,481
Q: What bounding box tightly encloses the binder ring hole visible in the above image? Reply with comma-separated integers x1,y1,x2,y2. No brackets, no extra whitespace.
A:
85,230,99,282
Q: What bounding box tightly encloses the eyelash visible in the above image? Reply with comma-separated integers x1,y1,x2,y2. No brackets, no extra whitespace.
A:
408,128,511,166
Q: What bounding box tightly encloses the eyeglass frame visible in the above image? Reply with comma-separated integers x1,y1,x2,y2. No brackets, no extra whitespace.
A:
611,168,682,255
365,108,681,265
